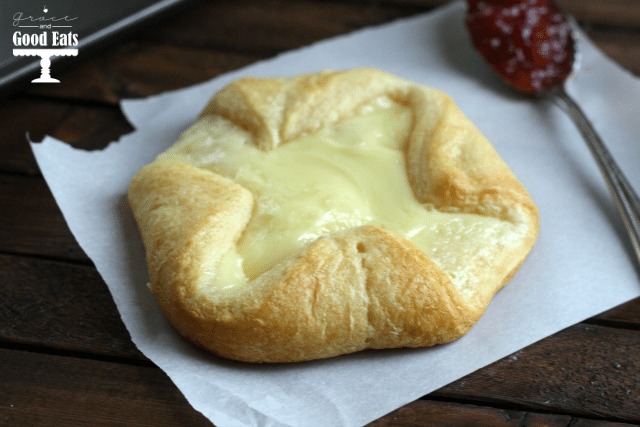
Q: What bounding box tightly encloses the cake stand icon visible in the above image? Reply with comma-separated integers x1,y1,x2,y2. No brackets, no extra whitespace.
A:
12,48,79,83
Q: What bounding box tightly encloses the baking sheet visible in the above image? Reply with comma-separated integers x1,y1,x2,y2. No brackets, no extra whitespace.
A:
31,2,640,426
0,0,192,96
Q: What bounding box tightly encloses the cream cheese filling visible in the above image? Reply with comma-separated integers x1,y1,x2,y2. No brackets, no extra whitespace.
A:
160,97,524,291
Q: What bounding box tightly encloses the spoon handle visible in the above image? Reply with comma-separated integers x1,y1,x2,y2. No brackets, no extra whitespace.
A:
546,85,640,267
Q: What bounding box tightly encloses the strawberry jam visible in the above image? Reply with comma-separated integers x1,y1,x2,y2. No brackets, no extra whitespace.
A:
465,0,574,93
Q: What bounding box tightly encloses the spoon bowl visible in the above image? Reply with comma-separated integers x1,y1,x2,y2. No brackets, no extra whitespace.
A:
465,0,640,267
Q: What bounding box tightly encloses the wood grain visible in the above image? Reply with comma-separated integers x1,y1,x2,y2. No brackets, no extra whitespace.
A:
0,348,212,427
27,44,262,103
2,346,638,427
559,0,640,27
2,0,640,425
0,100,132,175
140,0,422,53
369,399,639,427
0,174,87,261
596,298,640,326
0,254,140,359
1,250,638,422
0,99,70,175
437,324,640,422
0,240,637,423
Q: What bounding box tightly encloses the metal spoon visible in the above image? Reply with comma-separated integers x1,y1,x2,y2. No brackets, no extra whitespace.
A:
466,0,640,267
544,82,640,266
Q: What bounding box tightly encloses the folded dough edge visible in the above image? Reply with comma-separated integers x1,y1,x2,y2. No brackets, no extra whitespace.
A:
128,68,539,363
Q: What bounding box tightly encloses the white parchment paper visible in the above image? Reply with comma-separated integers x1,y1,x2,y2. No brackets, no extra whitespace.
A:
31,2,640,426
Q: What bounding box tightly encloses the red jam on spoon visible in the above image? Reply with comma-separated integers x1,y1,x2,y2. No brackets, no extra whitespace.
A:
466,0,640,268
465,0,574,94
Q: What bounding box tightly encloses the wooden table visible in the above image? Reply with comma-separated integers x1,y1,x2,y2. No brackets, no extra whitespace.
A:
2,1,639,425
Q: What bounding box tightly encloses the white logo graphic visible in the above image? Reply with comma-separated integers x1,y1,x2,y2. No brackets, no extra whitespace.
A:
11,5,79,83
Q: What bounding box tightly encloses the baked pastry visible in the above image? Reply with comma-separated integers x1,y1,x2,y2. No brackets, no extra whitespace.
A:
128,68,539,363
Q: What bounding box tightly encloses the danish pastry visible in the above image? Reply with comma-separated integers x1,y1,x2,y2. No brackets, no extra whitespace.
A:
128,68,539,363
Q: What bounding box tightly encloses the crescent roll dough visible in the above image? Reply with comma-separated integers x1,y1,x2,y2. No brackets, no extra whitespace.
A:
128,68,539,363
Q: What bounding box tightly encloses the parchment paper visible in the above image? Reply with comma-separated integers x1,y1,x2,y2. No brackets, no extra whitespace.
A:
31,2,640,426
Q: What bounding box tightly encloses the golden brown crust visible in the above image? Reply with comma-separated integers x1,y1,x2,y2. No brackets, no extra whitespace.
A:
128,68,539,363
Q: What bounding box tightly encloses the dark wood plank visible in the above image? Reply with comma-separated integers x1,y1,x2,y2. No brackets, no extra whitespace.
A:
0,254,141,359
105,43,259,98
0,174,87,261
2,345,637,427
595,297,640,326
27,44,262,103
560,0,640,28
437,323,640,423
26,49,123,105
585,29,640,76
0,99,133,175
0,99,70,175
140,0,426,54
0,348,212,427
369,399,639,427
43,104,134,150
25,0,425,103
